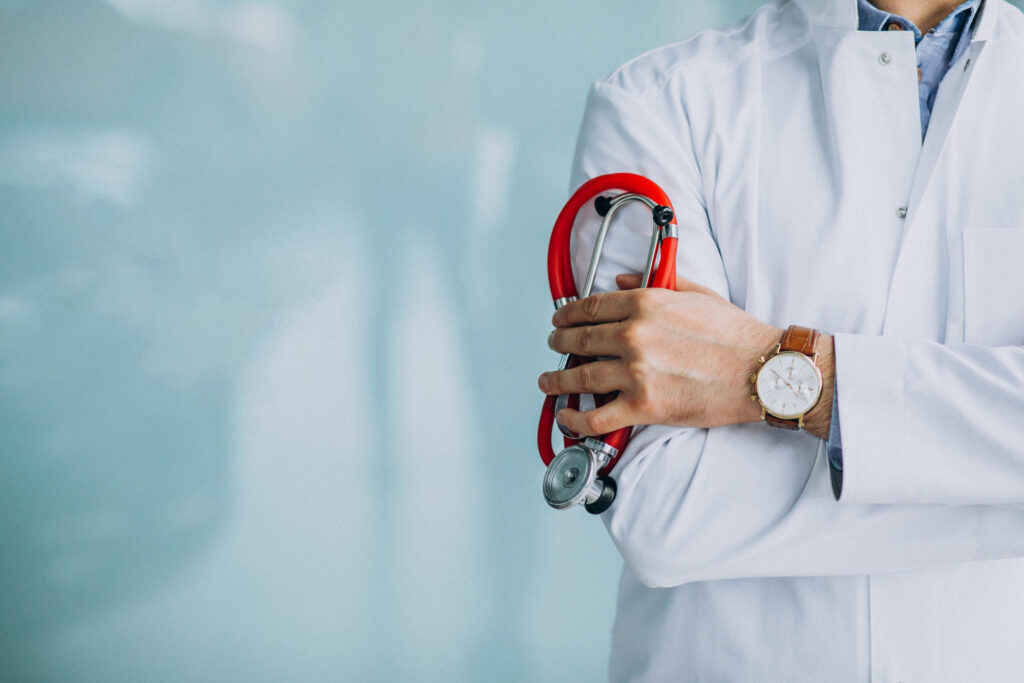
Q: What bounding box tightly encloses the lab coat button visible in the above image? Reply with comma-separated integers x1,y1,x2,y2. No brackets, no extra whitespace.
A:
896,207,907,219
879,52,893,65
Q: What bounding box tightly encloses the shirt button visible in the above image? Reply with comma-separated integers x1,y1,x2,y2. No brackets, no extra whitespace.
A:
880,51,893,65
896,207,908,219
887,22,903,31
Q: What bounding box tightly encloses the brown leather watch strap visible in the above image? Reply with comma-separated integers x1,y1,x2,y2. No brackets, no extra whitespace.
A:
763,325,820,430
764,412,802,430
779,325,819,356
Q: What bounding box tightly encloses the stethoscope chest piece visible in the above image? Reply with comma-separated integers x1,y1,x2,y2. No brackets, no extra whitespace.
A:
542,439,618,514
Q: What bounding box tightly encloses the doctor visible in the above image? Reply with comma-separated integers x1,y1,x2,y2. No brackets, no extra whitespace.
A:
539,0,1024,680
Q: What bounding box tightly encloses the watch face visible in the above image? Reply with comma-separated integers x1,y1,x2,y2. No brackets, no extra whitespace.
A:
756,351,823,419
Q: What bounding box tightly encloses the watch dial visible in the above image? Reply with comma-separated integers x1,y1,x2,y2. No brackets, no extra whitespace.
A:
756,352,822,419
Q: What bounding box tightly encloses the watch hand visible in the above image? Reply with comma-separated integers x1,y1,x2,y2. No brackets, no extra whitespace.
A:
771,369,801,398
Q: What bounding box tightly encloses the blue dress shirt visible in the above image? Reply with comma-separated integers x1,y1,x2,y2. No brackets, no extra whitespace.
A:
826,0,980,498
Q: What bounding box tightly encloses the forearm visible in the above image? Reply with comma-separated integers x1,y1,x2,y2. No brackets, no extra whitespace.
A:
607,420,1024,588
833,333,1024,505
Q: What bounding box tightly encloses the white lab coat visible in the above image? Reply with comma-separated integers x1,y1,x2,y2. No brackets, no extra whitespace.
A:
569,0,1024,680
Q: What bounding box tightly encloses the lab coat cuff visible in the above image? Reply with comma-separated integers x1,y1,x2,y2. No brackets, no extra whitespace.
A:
825,389,843,500
830,333,908,504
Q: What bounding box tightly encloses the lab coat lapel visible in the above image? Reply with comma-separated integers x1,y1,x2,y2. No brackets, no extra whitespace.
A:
807,21,920,337
901,45,981,223
902,0,996,224
880,1,996,340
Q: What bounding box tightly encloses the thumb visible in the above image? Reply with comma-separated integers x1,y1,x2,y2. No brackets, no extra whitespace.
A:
615,273,644,290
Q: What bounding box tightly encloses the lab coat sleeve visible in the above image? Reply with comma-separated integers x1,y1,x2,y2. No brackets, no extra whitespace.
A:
572,79,1024,588
834,335,1024,505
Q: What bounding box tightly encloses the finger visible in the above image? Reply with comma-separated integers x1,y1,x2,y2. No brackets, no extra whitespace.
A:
548,322,627,357
556,398,632,437
538,360,622,396
615,273,644,290
552,290,637,327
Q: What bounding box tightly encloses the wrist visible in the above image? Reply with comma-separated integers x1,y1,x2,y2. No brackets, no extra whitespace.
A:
740,325,786,423
802,333,834,440
746,327,835,437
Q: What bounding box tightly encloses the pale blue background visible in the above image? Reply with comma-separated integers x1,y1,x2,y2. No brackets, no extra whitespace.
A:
1,0,973,680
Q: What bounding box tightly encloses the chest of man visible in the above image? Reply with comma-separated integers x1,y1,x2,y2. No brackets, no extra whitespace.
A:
671,17,1024,347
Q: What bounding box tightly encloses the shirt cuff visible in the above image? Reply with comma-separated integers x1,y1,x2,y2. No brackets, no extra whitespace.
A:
825,388,843,500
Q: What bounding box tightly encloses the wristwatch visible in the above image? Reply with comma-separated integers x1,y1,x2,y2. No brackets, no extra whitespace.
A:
752,325,823,430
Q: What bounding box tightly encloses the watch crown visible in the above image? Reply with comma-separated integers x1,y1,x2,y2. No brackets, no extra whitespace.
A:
749,373,757,384
757,355,767,364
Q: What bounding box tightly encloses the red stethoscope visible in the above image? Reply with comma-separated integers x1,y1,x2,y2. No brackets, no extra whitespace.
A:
538,173,678,513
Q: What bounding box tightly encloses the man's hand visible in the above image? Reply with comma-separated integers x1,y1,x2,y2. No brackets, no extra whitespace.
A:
538,273,834,439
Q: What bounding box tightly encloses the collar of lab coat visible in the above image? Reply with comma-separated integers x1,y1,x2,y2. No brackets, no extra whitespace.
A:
793,0,998,41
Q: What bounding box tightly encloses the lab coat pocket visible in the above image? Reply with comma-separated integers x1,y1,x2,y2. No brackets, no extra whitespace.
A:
963,228,1024,346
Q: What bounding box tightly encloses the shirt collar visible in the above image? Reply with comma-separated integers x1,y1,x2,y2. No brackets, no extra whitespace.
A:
857,0,980,39
793,0,995,38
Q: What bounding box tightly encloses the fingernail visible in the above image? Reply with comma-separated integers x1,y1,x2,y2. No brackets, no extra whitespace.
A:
547,330,556,349
538,373,550,392
551,310,563,326
555,410,566,424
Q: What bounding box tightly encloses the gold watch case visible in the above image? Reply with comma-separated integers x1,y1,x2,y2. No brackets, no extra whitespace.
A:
750,346,823,423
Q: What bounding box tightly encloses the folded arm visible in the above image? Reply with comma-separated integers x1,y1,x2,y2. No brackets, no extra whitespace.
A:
552,78,1024,588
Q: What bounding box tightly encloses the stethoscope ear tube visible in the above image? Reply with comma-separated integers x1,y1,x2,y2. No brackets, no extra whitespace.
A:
539,173,679,513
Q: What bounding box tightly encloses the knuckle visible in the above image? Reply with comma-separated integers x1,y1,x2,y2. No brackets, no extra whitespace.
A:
545,371,561,394
585,412,609,435
633,288,657,314
582,295,602,320
577,363,595,391
619,322,644,349
631,319,658,348
577,327,593,355
626,360,650,385
617,323,634,347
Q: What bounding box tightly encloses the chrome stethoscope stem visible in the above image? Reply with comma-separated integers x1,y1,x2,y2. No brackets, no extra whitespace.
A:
560,193,665,378
582,193,662,299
